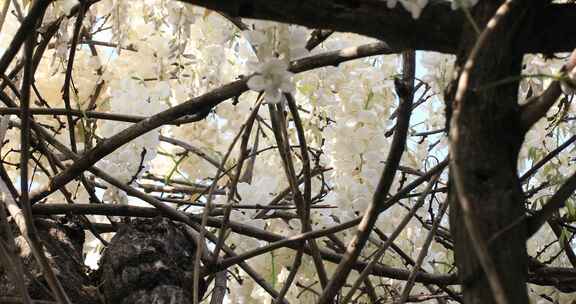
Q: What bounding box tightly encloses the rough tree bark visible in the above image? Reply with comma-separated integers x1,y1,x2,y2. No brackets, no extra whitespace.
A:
0,216,205,304
0,217,99,303
447,1,539,303
101,217,205,304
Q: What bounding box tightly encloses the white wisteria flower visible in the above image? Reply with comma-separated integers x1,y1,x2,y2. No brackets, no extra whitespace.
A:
247,58,294,104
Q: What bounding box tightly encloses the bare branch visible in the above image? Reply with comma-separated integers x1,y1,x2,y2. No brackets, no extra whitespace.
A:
527,171,576,237
520,49,576,131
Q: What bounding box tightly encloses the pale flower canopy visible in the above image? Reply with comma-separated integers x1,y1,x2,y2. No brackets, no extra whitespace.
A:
247,58,294,104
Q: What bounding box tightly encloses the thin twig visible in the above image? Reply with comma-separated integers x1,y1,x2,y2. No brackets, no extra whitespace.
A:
341,174,442,303
398,200,449,303
0,186,31,304
17,17,71,304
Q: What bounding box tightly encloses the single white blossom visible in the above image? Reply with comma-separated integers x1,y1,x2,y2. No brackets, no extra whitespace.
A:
247,58,294,104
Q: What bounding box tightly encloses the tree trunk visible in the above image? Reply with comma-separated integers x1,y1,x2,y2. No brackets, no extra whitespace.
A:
101,217,205,304
0,217,99,303
0,216,204,304
448,2,538,304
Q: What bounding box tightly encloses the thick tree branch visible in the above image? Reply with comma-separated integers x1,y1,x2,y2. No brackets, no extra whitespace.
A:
178,0,576,54
178,0,460,53
528,4,576,54
16,17,71,304
449,1,533,303
0,0,51,75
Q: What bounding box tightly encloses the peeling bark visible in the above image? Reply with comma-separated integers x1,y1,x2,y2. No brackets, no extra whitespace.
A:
0,217,99,303
100,217,205,304
0,216,205,304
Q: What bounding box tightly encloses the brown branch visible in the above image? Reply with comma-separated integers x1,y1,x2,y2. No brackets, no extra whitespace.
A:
398,200,449,303
0,107,204,124
178,0,458,53
61,1,89,154
527,171,576,237
528,265,576,292
520,49,576,131
0,187,31,304
305,29,334,51
159,135,223,171
0,0,52,75
213,218,359,273
449,2,521,304
341,174,441,303
31,203,457,285
285,93,329,289
209,271,227,304
177,0,576,54
17,20,71,304
520,134,576,183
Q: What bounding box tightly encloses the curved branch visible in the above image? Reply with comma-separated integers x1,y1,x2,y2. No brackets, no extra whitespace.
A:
178,0,576,54
179,0,460,53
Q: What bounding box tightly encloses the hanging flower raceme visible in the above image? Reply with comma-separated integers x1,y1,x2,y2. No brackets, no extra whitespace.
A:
247,58,294,104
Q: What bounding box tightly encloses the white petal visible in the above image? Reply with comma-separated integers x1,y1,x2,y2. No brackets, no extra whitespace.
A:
247,75,266,91
265,89,283,104
280,79,294,93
